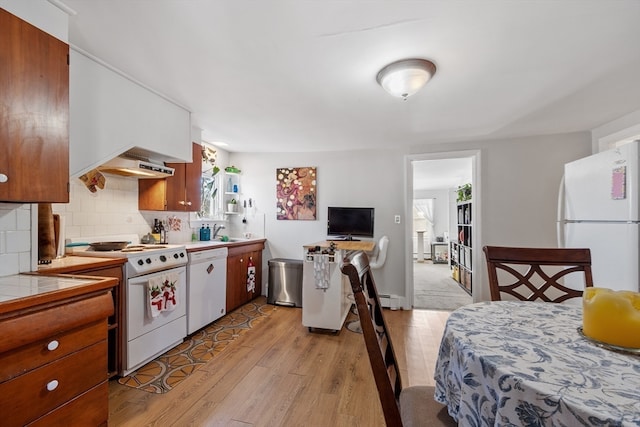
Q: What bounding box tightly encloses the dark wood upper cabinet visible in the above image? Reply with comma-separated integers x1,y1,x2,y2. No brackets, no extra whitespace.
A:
139,142,202,211
0,8,70,203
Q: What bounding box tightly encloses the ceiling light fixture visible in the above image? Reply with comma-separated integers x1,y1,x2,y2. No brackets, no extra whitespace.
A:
376,58,437,100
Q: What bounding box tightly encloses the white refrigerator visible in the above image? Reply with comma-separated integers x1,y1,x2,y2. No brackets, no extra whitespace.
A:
558,140,640,292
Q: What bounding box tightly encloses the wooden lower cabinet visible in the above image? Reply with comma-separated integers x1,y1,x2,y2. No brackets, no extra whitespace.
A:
37,261,124,379
226,242,264,312
0,291,113,426
67,264,124,378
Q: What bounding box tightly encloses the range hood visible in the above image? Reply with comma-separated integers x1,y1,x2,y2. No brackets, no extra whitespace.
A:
98,156,175,178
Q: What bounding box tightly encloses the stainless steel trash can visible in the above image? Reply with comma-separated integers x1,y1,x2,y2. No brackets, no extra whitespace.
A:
267,258,303,307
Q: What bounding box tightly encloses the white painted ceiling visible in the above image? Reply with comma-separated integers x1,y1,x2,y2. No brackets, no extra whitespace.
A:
60,0,639,190
62,0,640,157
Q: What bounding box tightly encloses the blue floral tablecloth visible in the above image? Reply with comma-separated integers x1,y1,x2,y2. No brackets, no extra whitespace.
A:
434,301,640,426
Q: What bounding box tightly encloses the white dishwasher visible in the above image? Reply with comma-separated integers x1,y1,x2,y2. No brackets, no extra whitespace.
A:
187,247,228,334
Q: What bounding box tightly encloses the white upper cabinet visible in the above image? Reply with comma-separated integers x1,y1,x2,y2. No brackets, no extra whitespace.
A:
69,49,191,177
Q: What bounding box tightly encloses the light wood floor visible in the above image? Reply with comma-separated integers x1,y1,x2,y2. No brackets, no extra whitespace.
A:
108,306,450,426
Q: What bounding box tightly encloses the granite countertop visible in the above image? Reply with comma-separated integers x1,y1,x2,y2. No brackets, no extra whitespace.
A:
36,256,126,274
0,256,125,313
0,275,102,303
0,273,117,314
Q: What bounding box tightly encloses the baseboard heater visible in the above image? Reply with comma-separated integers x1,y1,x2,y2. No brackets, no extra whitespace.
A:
379,294,400,310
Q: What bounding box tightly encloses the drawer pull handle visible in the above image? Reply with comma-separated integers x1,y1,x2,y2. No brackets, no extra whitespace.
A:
47,340,59,351
47,380,59,391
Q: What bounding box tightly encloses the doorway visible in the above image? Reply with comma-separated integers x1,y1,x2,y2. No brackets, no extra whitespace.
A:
405,151,480,310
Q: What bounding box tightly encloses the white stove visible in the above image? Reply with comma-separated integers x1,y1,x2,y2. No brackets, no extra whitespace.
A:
66,234,187,277
66,234,188,375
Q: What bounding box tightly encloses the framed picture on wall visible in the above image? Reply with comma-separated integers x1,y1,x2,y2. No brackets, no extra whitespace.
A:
276,167,317,220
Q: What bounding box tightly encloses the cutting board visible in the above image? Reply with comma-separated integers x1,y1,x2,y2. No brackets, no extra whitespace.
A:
38,204,57,262
53,214,60,255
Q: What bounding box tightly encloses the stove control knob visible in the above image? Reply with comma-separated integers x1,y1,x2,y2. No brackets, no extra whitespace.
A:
137,259,144,266
146,258,152,264
160,255,167,262
173,253,179,259
180,252,185,258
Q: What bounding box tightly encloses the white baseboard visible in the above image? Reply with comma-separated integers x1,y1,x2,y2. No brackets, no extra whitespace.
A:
379,294,401,310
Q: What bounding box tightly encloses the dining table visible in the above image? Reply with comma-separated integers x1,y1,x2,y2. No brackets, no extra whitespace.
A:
434,301,640,426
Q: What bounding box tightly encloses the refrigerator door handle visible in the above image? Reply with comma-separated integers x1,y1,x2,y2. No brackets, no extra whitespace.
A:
557,174,565,248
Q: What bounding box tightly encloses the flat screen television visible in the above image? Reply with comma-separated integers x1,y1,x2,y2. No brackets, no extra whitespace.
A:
327,207,375,240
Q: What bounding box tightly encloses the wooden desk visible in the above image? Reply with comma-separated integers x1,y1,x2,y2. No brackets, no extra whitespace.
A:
303,240,376,252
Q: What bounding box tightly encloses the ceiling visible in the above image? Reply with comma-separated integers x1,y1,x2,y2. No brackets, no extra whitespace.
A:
61,0,640,158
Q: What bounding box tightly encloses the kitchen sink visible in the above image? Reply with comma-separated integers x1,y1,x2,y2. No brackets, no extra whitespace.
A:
185,241,227,249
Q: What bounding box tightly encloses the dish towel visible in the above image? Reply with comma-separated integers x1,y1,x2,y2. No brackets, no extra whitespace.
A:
147,271,179,318
313,254,330,290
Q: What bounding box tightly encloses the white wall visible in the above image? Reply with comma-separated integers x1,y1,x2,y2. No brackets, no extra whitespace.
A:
592,108,640,152
229,149,405,298
230,132,592,303
410,132,593,301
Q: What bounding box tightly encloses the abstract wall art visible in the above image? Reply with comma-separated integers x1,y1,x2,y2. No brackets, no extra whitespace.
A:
276,167,317,220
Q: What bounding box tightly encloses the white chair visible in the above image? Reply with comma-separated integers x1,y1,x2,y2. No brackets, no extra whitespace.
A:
370,235,389,269
347,236,389,333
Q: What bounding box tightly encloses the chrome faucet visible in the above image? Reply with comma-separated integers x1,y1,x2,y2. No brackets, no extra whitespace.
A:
212,224,226,239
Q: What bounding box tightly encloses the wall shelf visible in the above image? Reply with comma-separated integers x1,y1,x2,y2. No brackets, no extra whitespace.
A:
450,200,472,294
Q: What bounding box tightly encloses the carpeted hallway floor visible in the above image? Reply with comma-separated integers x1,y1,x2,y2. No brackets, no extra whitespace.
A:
413,260,472,310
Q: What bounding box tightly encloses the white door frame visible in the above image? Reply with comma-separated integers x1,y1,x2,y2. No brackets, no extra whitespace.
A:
404,150,482,309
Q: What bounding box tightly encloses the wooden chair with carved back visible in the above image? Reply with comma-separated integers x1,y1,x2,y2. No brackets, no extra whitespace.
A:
483,245,594,302
340,251,456,427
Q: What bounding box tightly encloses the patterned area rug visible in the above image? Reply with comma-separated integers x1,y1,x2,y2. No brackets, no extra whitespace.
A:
118,296,276,394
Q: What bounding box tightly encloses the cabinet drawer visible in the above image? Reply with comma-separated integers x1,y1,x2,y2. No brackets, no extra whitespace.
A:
0,320,105,382
26,381,108,427
0,340,107,426
0,291,113,353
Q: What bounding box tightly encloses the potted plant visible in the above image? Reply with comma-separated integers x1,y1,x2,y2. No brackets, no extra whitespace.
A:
457,183,472,202
227,198,238,212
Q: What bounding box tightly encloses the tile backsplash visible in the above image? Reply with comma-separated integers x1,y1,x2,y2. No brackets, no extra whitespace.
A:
53,176,150,240
0,203,32,276
0,174,260,278
53,175,194,245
